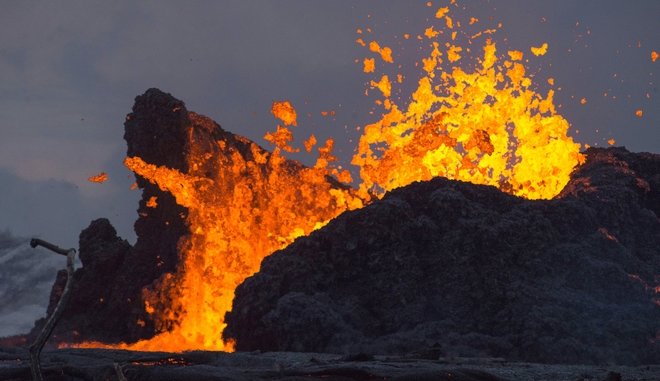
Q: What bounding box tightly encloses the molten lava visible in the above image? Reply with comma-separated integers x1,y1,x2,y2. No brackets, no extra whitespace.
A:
354,34,582,200
87,172,109,184
75,3,582,351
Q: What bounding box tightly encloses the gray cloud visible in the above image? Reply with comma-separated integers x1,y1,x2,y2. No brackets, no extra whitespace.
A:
0,232,63,337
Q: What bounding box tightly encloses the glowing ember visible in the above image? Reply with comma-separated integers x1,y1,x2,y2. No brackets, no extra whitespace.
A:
146,196,158,208
636,109,644,118
271,100,297,126
87,172,108,183
363,58,376,73
304,134,318,152
75,3,583,352
652,51,658,62
508,50,523,61
530,42,548,56
369,41,394,63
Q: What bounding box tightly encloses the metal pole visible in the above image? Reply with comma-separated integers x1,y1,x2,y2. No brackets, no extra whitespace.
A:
28,239,77,381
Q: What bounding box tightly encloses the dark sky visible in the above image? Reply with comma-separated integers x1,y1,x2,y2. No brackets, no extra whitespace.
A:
0,1,658,244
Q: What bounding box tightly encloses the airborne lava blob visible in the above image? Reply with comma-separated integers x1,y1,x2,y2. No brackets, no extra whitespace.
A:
74,3,582,351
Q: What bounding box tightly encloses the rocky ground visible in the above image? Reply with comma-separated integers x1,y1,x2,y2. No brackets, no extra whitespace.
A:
1,347,659,381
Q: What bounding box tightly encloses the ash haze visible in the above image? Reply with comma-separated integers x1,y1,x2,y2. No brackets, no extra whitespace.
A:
0,3,658,252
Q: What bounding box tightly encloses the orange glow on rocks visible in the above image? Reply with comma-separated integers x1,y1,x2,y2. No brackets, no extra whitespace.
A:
146,196,158,208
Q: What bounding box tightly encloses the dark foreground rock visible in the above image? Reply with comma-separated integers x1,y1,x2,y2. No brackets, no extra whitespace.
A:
224,147,660,364
1,347,659,381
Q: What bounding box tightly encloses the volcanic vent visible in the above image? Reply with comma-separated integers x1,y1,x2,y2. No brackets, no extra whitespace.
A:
32,88,365,351
31,3,601,353
32,88,659,365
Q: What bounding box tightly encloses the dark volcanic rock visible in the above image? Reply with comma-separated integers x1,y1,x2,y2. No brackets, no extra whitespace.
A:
3,347,659,381
224,147,660,364
123,88,190,296
31,89,231,343
33,219,133,343
78,218,128,272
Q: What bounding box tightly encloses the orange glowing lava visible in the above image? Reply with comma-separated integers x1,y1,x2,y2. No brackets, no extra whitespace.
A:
74,110,364,352
353,14,581,200
87,172,108,183
270,100,298,127
531,42,548,56
74,3,582,352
